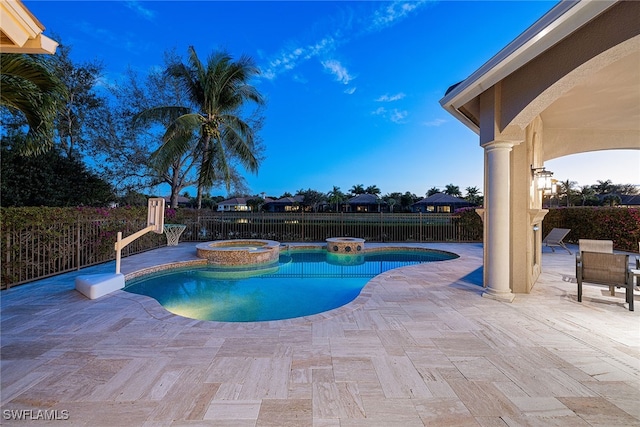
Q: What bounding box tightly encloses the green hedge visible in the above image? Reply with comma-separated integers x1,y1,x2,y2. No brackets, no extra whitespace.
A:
542,207,640,252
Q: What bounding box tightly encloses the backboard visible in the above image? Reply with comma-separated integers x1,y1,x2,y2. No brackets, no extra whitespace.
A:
147,198,165,233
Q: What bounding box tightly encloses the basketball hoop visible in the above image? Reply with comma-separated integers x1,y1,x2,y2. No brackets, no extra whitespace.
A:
163,224,186,246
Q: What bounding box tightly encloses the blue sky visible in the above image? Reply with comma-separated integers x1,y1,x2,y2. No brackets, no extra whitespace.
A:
28,0,639,198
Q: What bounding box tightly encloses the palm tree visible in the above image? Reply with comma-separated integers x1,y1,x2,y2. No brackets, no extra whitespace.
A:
135,47,264,209
558,179,577,206
426,187,440,197
327,186,346,212
444,184,461,197
593,179,613,195
464,186,481,205
349,184,365,196
577,185,597,206
365,185,381,196
1,53,65,155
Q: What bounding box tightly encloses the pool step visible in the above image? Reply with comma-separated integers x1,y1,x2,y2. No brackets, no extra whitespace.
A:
75,273,125,299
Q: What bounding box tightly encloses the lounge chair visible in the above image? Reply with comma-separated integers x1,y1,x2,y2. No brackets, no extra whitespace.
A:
576,251,633,311
542,228,572,254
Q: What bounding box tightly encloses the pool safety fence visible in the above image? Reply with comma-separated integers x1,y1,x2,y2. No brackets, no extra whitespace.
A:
179,212,482,244
1,212,481,288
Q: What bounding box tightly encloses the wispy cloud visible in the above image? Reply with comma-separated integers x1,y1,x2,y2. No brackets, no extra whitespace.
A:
321,59,355,85
125,1,156,20
423,118,447,127
367,1,428,33
259,1,428,82
372,107,408,124
261,36,337,80
389,109,408,124
376,93,406,102
344,87,357,95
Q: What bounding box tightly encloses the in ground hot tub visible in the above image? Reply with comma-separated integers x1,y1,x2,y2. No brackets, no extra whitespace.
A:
326,237,365,254
196,239,280,265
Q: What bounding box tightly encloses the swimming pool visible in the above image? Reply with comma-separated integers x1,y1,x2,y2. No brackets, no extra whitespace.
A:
124,248,457,322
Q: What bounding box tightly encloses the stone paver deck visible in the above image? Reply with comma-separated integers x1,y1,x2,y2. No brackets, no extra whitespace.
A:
1,243,638,426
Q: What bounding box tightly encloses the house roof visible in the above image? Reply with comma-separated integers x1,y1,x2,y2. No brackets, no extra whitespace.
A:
163,196,190,204
622,194,640,205
439,0,619,133
0,0,58,54
218,197,249,205
264,195,304,205
412,193,473,206
347,194,385,205
597,194,640,205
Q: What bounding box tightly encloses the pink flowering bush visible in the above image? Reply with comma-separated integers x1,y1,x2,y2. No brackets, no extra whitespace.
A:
543,207,640,252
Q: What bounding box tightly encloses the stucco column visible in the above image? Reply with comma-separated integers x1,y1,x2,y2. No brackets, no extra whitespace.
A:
482,141,516,302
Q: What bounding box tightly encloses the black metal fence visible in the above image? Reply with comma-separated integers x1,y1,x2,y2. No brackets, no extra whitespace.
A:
2,212,481,289
178,212,480,243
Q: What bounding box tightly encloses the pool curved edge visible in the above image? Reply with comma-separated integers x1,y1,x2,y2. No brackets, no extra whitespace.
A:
119,244,463,326
124,259,208,281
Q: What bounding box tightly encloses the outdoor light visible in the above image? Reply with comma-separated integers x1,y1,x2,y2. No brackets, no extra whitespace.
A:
531,166,554,193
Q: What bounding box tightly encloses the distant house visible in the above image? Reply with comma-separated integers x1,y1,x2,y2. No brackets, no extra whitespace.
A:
597,193,640,207
411,193,475,213
620,194,640,207
263,195,304,212
163,196,192,208
216,197,251,212
346,194,387,213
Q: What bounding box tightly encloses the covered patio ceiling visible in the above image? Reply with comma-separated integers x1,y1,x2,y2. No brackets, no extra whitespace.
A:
540,47,640,159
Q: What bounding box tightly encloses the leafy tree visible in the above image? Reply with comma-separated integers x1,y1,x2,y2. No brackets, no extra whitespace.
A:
577,185,597,206
117,190,149,207
135,47,265,209
444,184,461,197
1,136,114,206
51,44,105,157
426,187,440,197
607,182,637,196
0,53,65,155
400,192,418,212
386,198,397,212
602,194,622,206
383,192,402,212
296,188,326,212
116,59,201,207
246,197,264,211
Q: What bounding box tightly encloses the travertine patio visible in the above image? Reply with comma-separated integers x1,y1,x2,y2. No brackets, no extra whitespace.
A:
1,243,638,426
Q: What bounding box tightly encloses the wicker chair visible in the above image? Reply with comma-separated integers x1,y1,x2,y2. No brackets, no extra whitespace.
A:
576,251,633,311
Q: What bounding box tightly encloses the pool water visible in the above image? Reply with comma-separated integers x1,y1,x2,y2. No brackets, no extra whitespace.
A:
124,249,456,322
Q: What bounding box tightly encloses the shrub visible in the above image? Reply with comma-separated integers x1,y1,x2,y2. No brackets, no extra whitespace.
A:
543,207,640,252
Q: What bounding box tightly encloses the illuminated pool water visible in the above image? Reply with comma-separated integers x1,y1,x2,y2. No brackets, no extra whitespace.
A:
124,249,457,322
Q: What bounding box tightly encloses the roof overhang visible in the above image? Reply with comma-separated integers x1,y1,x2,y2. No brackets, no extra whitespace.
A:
439,0,618,134
0,0,58,54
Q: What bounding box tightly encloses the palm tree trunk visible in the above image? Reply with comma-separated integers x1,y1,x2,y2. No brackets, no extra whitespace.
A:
196,185,203,210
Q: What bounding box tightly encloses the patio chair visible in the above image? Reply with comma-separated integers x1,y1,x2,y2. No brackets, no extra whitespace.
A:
575,239,613,292
576,251,633,311
542,228,572,254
